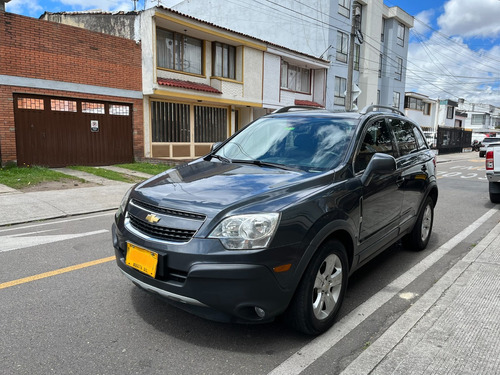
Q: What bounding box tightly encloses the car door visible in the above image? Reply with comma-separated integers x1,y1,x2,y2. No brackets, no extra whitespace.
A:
388,118,432,232
354,118,403,261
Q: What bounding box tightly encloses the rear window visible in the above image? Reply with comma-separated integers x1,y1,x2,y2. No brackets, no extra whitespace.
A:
483,138,500,143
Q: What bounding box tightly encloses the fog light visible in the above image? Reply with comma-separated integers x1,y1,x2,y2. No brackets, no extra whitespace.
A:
255,307,266,318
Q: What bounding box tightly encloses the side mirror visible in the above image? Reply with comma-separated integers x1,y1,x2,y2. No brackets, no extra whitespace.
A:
360,153,396,186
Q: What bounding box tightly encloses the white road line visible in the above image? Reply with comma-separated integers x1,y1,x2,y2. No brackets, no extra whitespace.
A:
0,229,109,252
268,208,499,375
0,211,114,233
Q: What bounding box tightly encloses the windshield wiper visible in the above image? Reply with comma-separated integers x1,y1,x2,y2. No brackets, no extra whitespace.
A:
231,159,300,171
206,154,231,163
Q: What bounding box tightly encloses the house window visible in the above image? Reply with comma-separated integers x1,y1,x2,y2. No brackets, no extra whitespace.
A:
446,106,454,119
109,105,130,116
156,28,203,75
280,61,311,93
381,18,386,42
397,22,405,46
393,92,401,109
82,102,105,114
151,101,228,144
51,99,77,112
212,42,236,80
354,44,360,71
471,114,486,125
379,54,383,78
336,31,349,63
194,106,227,142
152,102,191,142
334,76,346,106
17,97,44,110
395,57,403,81
338,0,350,18
424,103,431,115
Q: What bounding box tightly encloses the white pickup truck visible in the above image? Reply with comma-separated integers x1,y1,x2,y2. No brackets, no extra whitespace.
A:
486,142,500,203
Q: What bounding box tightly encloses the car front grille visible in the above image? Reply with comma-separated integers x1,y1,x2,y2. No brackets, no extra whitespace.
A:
129,213,197,242
131,199,206,221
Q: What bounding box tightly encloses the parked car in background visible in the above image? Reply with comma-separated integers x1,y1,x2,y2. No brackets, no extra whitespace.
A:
112,105,438,335
486,141,500,203
479,137,500,157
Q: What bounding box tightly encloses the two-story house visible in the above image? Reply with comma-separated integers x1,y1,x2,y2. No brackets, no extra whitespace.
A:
43,7,329,161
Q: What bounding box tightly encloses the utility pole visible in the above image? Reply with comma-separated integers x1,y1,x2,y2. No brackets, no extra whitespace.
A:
346,1,362,111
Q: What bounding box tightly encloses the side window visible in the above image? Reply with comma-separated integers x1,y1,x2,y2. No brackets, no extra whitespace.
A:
413,127,428,150
355,119,394,172
389,119,418,156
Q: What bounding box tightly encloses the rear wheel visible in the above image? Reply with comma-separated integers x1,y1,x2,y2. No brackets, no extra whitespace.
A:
286,239,348,335
403,196,434,251
490,182,500,203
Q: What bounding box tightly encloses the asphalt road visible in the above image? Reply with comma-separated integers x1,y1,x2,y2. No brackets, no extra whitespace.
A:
1,155,499,375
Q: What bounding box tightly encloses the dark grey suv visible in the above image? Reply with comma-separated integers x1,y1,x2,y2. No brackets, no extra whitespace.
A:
112,105,438,335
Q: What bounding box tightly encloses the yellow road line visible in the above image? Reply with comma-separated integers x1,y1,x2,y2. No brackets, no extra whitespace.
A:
0,256,115,290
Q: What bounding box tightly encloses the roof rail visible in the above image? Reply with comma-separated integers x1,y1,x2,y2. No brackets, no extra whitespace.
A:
272,105,326,114
359,105,405,117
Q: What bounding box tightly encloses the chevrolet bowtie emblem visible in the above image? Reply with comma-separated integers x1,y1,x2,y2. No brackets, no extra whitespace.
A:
145,214,160,224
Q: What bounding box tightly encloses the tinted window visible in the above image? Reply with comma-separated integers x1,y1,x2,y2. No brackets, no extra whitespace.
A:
414,127,428,150
355,119,394,172
389,119,418,156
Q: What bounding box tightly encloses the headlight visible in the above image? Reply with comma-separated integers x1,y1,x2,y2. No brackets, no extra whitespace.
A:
209,213,280,250
118,186,134,214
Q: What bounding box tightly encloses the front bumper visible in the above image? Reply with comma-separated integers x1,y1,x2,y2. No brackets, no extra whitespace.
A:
112,223,297,322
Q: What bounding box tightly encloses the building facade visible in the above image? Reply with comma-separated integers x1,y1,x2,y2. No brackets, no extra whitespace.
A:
43,7,329,160
0,9,143,166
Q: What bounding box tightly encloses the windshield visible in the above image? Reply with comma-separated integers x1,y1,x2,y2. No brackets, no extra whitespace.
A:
215,115,358,171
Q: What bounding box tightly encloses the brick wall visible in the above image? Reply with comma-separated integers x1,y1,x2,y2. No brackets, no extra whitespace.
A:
0,12,144,165
0,12,142,91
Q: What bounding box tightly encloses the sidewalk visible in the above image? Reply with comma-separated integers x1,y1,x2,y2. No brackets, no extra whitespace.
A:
342,220,500,375
0,166,153,226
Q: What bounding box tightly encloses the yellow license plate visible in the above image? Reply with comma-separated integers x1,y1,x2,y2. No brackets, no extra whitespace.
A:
126,243,158,278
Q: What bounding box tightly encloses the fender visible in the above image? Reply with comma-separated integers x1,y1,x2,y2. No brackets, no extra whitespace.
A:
288,217,357,294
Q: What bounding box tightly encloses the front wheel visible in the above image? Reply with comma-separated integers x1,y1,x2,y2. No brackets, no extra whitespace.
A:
404,196,434,251
286,239,348,335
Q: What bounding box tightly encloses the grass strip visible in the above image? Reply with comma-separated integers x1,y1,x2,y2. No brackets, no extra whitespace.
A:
115,162,171,176
0,165,84,189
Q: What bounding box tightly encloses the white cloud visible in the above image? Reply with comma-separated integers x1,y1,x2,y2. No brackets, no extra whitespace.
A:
58,0,135,12
5,0,43,16
405,32,500,105
413,9,435,37
438,0,500,38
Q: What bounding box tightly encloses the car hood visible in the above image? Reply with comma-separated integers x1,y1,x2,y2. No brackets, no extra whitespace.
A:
131,160,318,216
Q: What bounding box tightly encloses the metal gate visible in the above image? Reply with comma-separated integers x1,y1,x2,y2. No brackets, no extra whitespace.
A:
437,127,472,154
14,94,134,167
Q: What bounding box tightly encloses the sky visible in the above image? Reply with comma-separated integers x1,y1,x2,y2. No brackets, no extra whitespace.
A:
5,0,500,107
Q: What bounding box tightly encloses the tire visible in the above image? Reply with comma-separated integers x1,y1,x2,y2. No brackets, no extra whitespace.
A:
490,182,500,203
403,196,434,251
490,192,500,203
286,239,348,335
